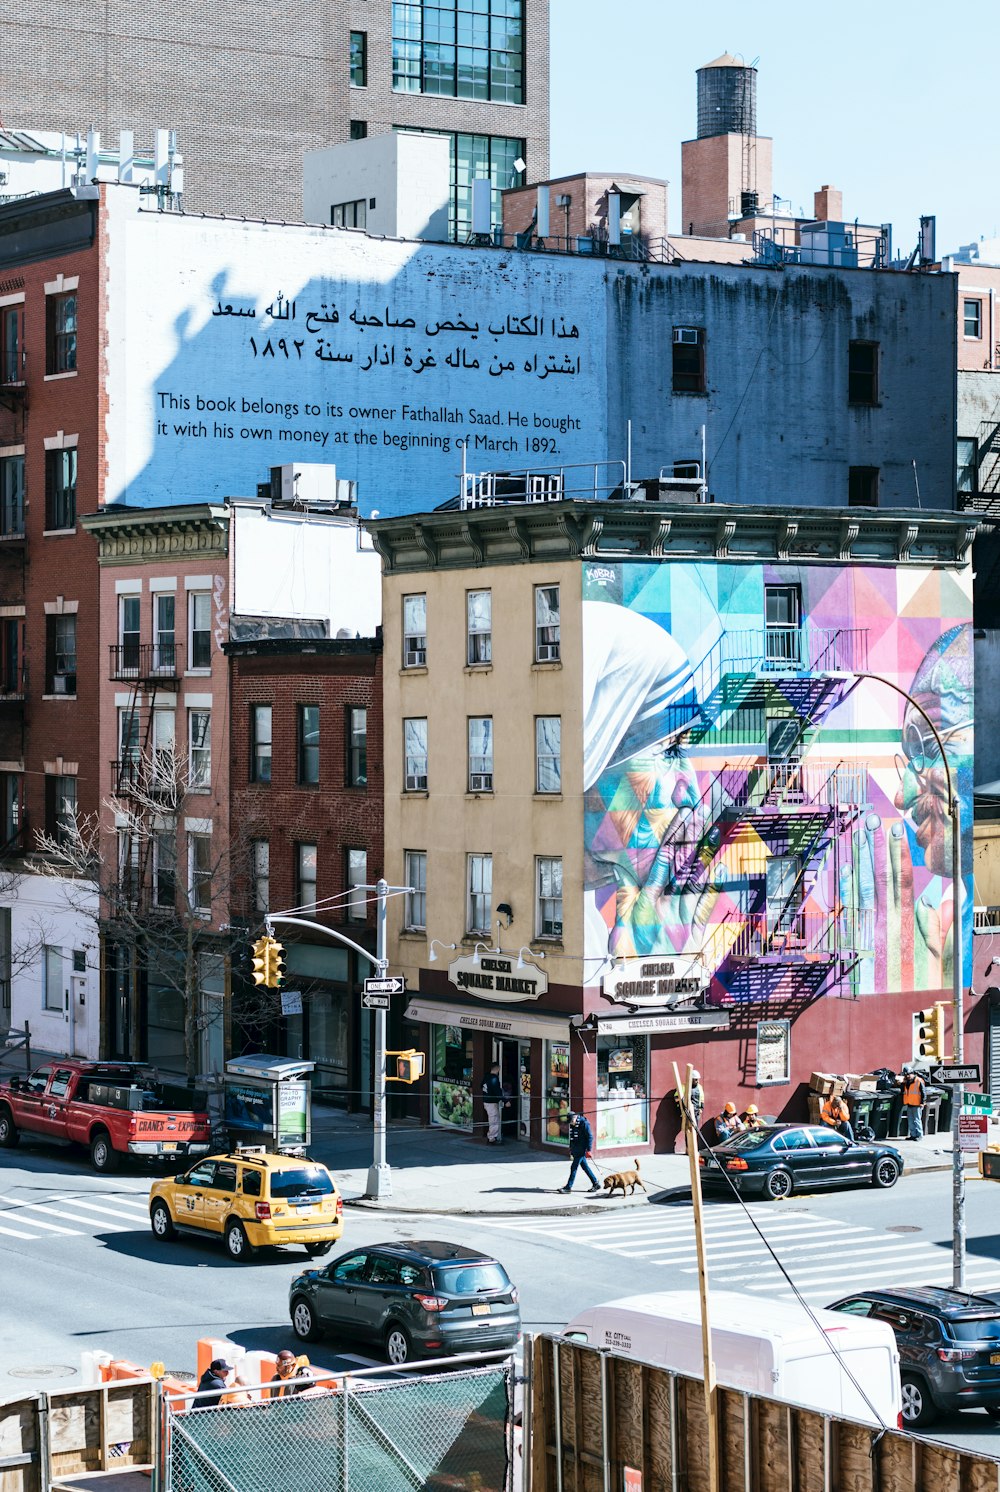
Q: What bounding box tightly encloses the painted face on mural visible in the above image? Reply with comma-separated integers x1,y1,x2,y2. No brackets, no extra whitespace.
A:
894,626,973,878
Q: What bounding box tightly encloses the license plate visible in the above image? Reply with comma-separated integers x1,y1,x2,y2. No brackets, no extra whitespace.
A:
294,1204,314,1214
162,1142,177,1152
991,1353,1000,1365
472,1303,491,1316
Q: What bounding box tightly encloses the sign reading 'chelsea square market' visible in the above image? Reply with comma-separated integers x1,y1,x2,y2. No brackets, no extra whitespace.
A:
448,952,549,1003
601,955,709,1008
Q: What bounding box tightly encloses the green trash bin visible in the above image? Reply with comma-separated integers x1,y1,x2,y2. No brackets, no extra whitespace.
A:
869,1092,898,1140
845,1091,874,1134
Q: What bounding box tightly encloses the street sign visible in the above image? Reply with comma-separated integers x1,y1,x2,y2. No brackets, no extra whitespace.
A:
280,989,302,1016
959,1113,989,1153
928,1063,981,1086
364,976,406,996
963,1094,994,1116
362,991,390,1010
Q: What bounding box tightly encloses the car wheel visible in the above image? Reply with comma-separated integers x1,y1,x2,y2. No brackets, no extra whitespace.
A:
872,1156,900,1190
900,1374,937,1427
291,1297,322,1342
763,1168,794,1201
150,1201,176,1241
90,1130,120,1173
304,1242,332,1258
0,1108,19,1148
224,1220,254,1261
384,1323,412,1366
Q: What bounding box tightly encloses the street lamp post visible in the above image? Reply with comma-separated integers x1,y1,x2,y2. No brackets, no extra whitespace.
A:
857,672,966,1288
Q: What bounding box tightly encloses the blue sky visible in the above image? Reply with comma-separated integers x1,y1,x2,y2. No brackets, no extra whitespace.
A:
549,2,992,257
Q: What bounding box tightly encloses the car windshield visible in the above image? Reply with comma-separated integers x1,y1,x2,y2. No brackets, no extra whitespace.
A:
434,1262,510,1295
269,1167,334,1199
948,1317,1000,1342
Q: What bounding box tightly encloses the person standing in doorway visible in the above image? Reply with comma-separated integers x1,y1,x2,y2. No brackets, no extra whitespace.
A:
482,1062,506,1144
899,1064,927,1140
559,1110,601,1193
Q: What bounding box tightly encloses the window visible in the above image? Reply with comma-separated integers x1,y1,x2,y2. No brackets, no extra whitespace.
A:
154,593,177,672
188,709,211,789
44,775,77,845
153,831,177,909
535,716,561,793
467,590,492,665
0,618,22,695
152,708,175,784
672,327,705,393
392,1,523,104
47,614,77,694
46,293,77,374
346,848,368,922
0,454,24,535
766,854,801,934
347,707,367,786
400,127,525,240
252,839,269,914
468,717,493,792
403,593,427,666
43,946,63,1011
467,852,492,934
251,705,272,782
964,298,982,338
404,850,427,930
764,585,801,666
957,436,979,494
848,466,879,507
534,585,560,661
297,842,317,912
331,198,368,229
119,706,139,770
189,592,211,669
49,1067,72,1099
45,447,76,529
0,772,20,848
848,340,879,405
1,305,21,384
212,1162,238,1193
119,594,140,674
350,30,367,86
240,1166,262,1198
189,832,213,913
350,120,368,141
536,856,563,938
118,829,139,905
298,704,320,785
404,717,428,790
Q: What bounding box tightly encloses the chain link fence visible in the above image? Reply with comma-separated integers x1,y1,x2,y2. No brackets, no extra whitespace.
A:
163,1359,514,1492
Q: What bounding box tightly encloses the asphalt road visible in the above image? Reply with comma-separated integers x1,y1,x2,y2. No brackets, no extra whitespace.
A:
2,1136,999,1460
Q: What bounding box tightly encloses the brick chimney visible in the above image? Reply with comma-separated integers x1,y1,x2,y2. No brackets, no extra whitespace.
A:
813,185,843,223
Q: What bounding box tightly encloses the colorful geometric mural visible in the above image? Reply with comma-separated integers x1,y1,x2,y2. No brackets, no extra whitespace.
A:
582,560,973,1002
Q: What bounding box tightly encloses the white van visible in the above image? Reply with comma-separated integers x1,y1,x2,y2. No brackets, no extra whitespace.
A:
563,1290,901,1428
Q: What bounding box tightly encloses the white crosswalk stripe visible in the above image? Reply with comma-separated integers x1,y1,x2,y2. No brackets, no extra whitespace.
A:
494,1206,1000,1304
0,1189,151,1242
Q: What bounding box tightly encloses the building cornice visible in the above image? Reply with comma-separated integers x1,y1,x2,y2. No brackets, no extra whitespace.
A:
365,502,978,575
81,505,230,565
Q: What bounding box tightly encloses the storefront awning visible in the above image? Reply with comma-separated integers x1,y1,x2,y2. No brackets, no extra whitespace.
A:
405,998,570,1043
594,1010,731,1036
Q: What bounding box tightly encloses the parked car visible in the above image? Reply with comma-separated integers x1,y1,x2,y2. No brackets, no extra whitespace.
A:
699,1124,904,1200
149,1147,343,1261
828,1286,1000,1426
289,1239,521,1365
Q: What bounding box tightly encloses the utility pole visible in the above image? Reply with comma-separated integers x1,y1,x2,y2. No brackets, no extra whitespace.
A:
673,1061,720,1492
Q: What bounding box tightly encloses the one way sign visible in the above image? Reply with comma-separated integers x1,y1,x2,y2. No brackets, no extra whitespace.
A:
364,975,406,996
929,1062,981,1086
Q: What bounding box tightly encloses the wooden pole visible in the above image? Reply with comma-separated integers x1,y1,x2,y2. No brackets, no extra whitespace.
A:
673,1060,720,1492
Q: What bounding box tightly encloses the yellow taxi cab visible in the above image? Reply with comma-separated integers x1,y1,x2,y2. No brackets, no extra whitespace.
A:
148,1147,344,1262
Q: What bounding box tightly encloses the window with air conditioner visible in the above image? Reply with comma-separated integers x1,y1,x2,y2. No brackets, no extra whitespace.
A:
47,614,77,695
403,593,427,667
534,584,560,661
536,856,563,939
468,716,494,792
404,717,428,791
672,327,705,393
467,589,492,665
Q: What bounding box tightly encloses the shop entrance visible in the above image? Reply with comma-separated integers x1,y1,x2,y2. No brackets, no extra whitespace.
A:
494,1038,530,1142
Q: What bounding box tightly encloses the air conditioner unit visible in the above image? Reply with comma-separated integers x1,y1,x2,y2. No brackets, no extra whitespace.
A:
673,327,701,345
404,648,427,667
52,674,72,694
405,773,428,792
537,642,560,662
469,773,493,793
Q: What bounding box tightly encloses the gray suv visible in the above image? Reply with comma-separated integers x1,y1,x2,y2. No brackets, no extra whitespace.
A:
288,1239,521,1366
828,1285,1000,1426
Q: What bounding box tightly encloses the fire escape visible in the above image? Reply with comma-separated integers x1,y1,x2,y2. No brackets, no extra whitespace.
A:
109,639,182,914
0,321,27,855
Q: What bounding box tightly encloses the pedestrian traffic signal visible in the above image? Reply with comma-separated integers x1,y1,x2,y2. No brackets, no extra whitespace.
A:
916,1002,947,1061
389,1050,425,1084
251,935,285,987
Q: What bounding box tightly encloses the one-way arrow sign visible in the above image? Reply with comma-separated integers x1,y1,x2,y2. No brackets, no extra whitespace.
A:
364,975,406,996
929,1062,981,1086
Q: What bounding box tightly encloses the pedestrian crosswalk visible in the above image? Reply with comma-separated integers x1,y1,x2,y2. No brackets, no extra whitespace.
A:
0,1187,151,1241
494,1204,1000,1305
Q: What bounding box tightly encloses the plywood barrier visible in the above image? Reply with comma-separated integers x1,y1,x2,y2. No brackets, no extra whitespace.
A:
0,1379,153,1491
0,1396,40,1492
530,1334,1000,1492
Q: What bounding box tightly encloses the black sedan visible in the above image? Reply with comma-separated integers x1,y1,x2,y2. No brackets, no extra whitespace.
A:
699,1124,904,1200
288,1239,521,1366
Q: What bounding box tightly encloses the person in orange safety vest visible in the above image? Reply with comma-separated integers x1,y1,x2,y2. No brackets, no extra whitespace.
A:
820,1093,854,1142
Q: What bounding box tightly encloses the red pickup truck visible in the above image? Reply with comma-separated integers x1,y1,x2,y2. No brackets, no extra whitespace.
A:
0,1060,211,1172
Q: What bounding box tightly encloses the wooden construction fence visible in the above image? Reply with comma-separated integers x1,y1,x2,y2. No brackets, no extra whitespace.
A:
528,1334,1000,1492
0,1378,153,1492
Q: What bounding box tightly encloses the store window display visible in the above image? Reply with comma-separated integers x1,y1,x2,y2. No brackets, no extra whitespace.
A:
596,1034,648,1147
431,1026,474,1131
545,1040,570,1145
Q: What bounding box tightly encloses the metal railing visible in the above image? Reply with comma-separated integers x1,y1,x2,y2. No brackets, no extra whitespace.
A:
721,759,869,813
109,641,182,680
721,626,869,674
476,227,680,264
460,459,627,509
723,908,875,962
974,905,1000,930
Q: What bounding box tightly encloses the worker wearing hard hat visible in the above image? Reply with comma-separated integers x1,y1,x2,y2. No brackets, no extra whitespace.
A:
741,1104,764,1131
714,1101,745,1143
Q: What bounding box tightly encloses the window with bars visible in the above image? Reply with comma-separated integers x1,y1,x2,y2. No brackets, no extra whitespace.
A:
45,447,76,529
251,705,272,782
46,293,77,374
536,856,563,939
346,848,368,922
468,716,493,792
188,709,211,788
467,853,492,934
534,585,560,661
467,589,492,665
404,850,427,929
404,717,428,790
347,707,367,786
535,716,561,793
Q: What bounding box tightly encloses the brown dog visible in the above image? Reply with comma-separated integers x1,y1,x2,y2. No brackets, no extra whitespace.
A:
603,1159,646,1198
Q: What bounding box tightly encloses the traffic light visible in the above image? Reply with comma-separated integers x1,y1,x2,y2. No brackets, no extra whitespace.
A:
251,935,285,987
916,1002,947,1061
390,1050,425,1084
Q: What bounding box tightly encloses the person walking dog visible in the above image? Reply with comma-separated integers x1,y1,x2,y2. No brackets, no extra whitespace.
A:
558,1110,601,1193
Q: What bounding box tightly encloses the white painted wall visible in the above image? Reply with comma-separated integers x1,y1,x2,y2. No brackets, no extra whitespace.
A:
7,873,100,1061
302,133,450,242
230,503,381,634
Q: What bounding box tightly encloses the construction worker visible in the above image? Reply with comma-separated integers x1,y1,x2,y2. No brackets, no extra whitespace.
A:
898,1064,927,1140
741,1103,764,1131
714,1102,744,1143
820,1092,854,1141
675,1070,705,1131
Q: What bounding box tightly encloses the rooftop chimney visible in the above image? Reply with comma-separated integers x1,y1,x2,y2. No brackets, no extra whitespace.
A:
814,184,843,223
